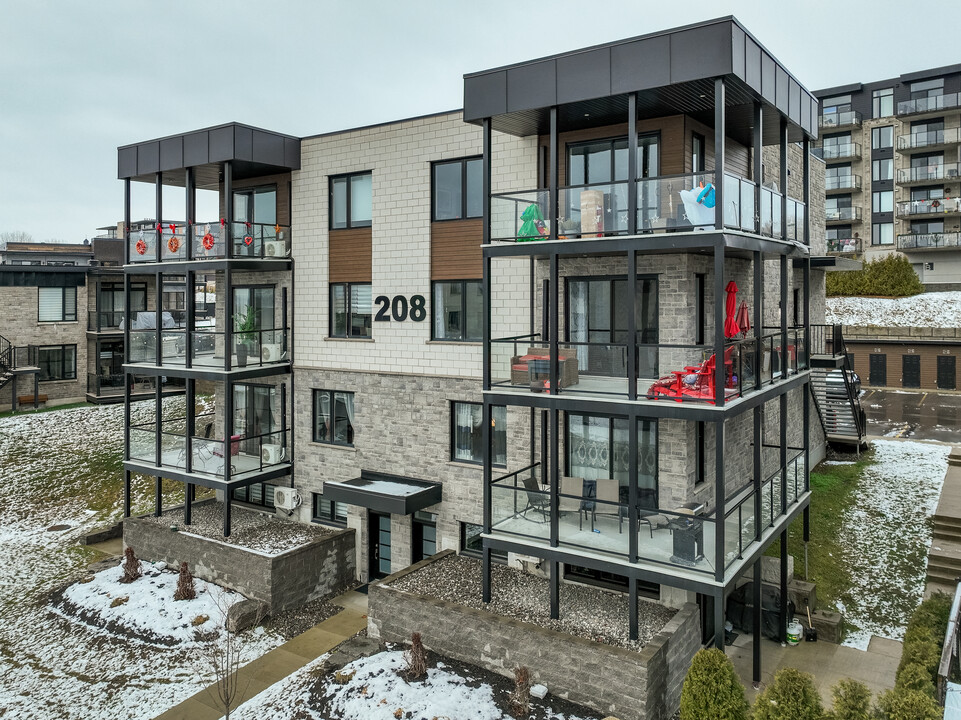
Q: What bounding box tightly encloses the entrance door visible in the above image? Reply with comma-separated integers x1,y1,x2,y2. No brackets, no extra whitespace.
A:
369,512,392,579
902,354,921,388
938,355,956,390
869,354,887,387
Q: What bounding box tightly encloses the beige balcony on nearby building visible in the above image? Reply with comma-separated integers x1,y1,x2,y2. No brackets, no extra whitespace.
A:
819,110,862,131
825,174,861,194
822,142,861,162
896,197,961,219
897,127,961,154
825,207,862,224
896,163,961,186
897,93,961,119
897,232,961,252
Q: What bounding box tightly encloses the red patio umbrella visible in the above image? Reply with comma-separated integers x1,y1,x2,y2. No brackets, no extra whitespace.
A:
724,281,741,338
736,300,751,337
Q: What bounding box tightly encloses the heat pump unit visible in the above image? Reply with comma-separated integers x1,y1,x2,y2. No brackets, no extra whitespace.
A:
262,343,284,362
264,240,287,257
273,486,300,511
262,443,287,464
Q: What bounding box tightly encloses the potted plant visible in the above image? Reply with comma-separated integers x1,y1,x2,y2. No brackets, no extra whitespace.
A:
233,306,258,367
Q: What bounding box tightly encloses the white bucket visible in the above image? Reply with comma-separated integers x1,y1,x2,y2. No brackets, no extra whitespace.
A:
787,620,803,646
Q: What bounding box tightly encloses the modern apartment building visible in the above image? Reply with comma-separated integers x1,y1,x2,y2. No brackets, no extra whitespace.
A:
117,16,852,687
816,64,961,288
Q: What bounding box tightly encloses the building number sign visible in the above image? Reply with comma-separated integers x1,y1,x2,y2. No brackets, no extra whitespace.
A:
374,294,427,322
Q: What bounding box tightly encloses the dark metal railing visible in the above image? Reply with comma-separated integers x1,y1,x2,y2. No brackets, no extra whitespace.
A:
898,92,961,117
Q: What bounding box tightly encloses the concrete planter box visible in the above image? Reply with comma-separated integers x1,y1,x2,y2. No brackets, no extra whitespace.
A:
367,551,700,720
123,511,355,613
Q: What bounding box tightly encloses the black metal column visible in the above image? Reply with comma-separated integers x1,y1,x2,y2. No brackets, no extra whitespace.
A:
482,119,492,395
780,529,788,642
550,252,559,395
627,249,637,401
629,577,639,641
714,588,725,650
754,405,762,535
549,107,558,241
714,419,725,582
550,560,560,620
185,270,194,370
123,178,132,520
713,240,725,405
225,266,233,370
714,78,726,232
628,414,639,564
628,93,638,236
753,555,762,684
224,161,233,259
753,101,763,233
550,408,559,548
780,117,788,241
224,375,233,537
753,251,762,392
482,398,492,603
185,166,195,261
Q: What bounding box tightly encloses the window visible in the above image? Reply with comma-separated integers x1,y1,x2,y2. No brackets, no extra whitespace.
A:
37,345,76,381
872,191,893,213
822,95,852,114
460,522,507,561
872,223,894,246
873,88,894,118
38,287,77,322
313,390,355,446
432,157,482,221
232,483,276,509
329,282,371,338
694,273,705,345
329,171,372,229
911,186,945,202
412,511,437,563
691,133,705,172
872,159,893,182
694,422,705,486
911,78,944,100
432,280,482,341
872,126,893,150
451,402,506,465
312,492,348,526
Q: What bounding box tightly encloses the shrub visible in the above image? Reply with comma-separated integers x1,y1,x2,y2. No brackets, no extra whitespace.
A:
896,628,939,682
173,561,196,601
679,648,748,720
118,547,142,584
874,687,941,720
508,665,532,719
825,254,923,297
752,667,822,720
826,677,871,720
895,662,935,697
403,632,427,680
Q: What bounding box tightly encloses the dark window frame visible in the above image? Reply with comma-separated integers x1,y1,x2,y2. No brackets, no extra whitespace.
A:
431,156,482,222
312,388,355,447
871,126,894,150
459,522,507,561
311,492,348,527
431,279,482,341
232,482,277,510
872,87,894,118
38,286,77,322
412,510,438,563
37,344,76,382
692,133,705,172
329,282,372,339
450,401,506,467
329,171,372,230
694,421,705,486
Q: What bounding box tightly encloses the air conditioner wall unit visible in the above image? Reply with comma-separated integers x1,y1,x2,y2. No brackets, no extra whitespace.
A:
264,240,287,257
262,443,286,464
262,343,285,362
273,486,301,511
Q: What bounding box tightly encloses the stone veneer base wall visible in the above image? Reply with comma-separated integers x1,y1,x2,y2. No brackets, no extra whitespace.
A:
123,512,355,613
367,551,701,720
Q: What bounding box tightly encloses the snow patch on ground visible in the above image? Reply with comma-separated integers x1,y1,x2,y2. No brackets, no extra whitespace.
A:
840,439,950,650
826,292,961,328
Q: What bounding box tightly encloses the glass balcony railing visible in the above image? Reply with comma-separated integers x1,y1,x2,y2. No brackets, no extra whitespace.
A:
127,326,289,369
897,127,961,151
825,207,861,222
821,142,861,161
127,222,291,263
897,232,961,251
897,198,961,216
819,110,862,129
491,171,806,243
827,237,862,255
897,163,960,184
87,372,185,398
87,310,125,331
825,174,861,192
897,92,961,117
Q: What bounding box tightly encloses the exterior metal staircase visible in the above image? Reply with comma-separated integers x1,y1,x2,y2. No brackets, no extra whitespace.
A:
0,334,41,410
810,324,867,449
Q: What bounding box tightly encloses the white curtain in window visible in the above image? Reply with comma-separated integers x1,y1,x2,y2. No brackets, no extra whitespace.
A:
342,392,354,428
38,287,62,321
568,282,589,369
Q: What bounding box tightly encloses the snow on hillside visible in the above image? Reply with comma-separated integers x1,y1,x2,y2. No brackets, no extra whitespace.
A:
826,292,961,328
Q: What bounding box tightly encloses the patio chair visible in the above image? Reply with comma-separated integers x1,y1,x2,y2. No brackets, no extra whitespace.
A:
592,478,623,533
558,476,586,530
648,345,736,404
177,422,214,465
519,473,549,521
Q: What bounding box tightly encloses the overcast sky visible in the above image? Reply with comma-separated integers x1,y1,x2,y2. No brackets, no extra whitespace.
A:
1,0,955,242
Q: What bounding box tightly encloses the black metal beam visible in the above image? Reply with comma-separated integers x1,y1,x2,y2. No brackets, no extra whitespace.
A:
753,555,762,684
628,94,638,236
780,528,788,642
714,78,726,232
549,107,558,241
550,560,560,620
120,362,292,383
629,577,639,641
714,420,725,582
627,249,637,401
123,258,292,274
713,240,725,406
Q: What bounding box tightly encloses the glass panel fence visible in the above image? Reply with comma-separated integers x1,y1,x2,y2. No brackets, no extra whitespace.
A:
490,190,550,242
637,172,715,232
558,182,629,238
129,229,159,263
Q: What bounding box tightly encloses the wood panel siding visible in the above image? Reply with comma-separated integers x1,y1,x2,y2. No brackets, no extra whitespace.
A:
431,219,483,280
847,341,961,390
329,227,372,283
685,117,751,178
219,172,292,226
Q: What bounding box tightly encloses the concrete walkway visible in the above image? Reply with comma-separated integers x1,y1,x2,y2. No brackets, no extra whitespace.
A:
153,589,369,720
727,633,901,706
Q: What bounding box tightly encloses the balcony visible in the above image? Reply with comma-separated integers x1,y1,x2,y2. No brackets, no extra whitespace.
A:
821,142,861,162
126,325,289,371
897,127,961,153
897,232,961,252
128,222,291,264
488,330,807,405
488,449,805,580
819,110,862,131
86,372,185,402
825,174,862,194
825,207,862,224
897,197,961,218
897,93,961,118
826,237,863,255
87,309,124,332
896,163,960,186
490,171,807,244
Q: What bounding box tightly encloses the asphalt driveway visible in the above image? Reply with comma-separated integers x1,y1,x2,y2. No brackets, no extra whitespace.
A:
861,388,961,443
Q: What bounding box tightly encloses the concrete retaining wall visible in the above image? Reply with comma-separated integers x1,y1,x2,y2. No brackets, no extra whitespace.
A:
367,551,701,720
123,514,355,613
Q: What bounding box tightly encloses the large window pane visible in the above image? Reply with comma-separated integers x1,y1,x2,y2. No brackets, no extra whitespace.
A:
313,390,332,442
492,406,506,467
313,389,354,446
452,402,483,463
331,177,347,229
350,283,372,338
433,162,462,220
350,173,372,225
465,159,483,218
433,282,462,339
464,281,483,340
331,284,347,337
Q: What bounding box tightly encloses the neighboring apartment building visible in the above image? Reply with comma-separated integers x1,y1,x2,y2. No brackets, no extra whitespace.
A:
117,16,841,685
816,65,961,288
1,241,94,267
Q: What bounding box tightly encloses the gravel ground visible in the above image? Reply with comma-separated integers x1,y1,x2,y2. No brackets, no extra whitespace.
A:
390,554,675,651
142,500,333,555
264,594,351,640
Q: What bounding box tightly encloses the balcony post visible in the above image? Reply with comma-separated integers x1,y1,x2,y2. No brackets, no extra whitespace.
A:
549,107,558,240
779,528,788,641
803,379,811,495
714,78,726,231
780,252,788,378
627,249,637,401
628,414,639,563
803,137,812,370
628,93,638,235
123,179,131,266
713,240,725,406
482,399,492,603
224,376,234,537
123,470,131,518
549,251,559,395
752,555,762,682
225,266,233,371
714,419,725,583
224,161,233,259
482,118,491,393
629,578,639,641
550,408,559,548
550,560,560,620
753,251,762,391
779,117,788,241
713,587,725,650
185,166,195,261
185,268,194,370
753,101,763,234
753,405,762,541
185,377,194,475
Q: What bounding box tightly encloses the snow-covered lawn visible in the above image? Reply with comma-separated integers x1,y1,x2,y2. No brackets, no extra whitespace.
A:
826,291,961,328
838,439,950,650
225,649,597,720
0,399,284,719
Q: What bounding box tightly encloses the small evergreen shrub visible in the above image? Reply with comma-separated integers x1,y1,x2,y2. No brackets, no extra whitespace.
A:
826,677,871,720
896,592,952,684
751,667,823,720
173,561,196,601
895,662,936,697
896,628,939,682
118,546,142,584
874,687,941,720
679,648,748,720
825,254,924,297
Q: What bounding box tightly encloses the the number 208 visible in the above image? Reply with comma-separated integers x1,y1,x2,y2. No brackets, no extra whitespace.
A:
374,295,426,322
